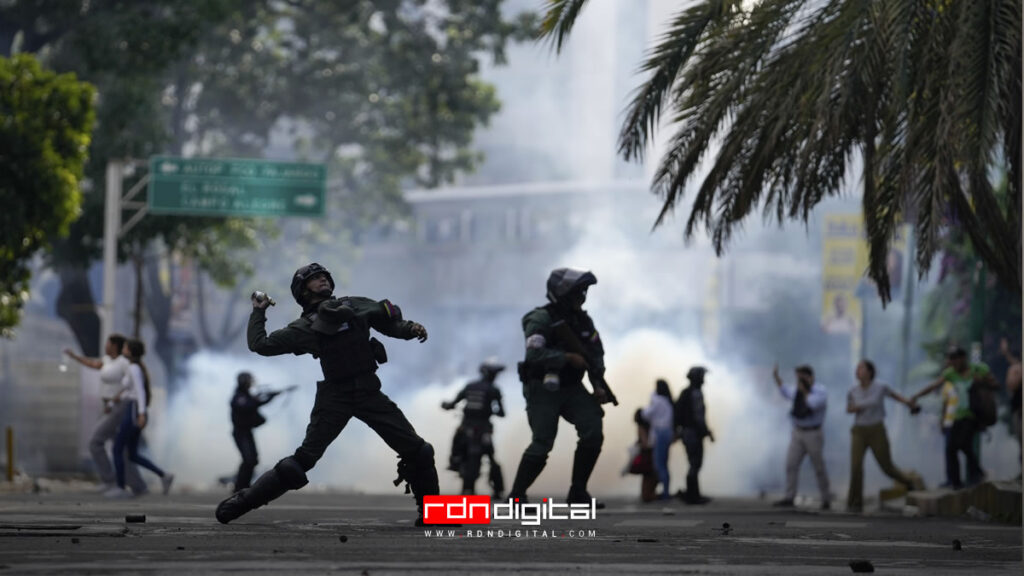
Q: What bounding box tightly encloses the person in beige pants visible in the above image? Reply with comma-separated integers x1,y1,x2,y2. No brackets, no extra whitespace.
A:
773,364,831,510
846,359,922,512
65,335,148,494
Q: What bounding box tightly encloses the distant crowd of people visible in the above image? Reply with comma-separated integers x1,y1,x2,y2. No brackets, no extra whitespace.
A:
628,366,714,505
627,342,1022,512
57,267,1022,523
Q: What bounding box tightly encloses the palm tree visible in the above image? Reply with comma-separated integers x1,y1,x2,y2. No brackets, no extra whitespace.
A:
540,0,1021,303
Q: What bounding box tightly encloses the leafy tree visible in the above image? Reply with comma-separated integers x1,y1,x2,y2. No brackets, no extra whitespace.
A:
172,0,532,226
539,0,1021,303
919,227,1022,372
0,54,94,336
3,0,243,355
4,1,531,378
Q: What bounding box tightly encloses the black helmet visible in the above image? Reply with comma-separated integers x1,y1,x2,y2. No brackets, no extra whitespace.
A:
546,268,597,304
290,262,335,306
686,366,708,382
479,357,505,378
237,371,253,388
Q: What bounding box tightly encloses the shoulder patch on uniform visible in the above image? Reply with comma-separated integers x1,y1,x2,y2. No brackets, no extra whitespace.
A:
381,299,402,320
526,334,546,350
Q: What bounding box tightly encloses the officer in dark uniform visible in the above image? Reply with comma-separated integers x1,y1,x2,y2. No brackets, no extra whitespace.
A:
442,358,506,498
509,268,612,505
230,372,287,491
675,366,713,504
216,263,438,525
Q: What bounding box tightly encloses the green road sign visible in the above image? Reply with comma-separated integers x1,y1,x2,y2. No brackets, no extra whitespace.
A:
148,156,326,217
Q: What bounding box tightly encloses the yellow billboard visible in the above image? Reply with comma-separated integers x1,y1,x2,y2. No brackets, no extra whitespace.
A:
822,213,909,359
822,214,865,335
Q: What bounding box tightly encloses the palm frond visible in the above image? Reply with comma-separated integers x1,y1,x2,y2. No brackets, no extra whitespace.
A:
537,0,589,53
539,0,1022,298
651,0,806,229
618,0,742,161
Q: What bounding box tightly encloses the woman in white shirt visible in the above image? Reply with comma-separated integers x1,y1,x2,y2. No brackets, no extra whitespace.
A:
64,334,147,492
641,379,675,500
106,339,174,498
846,359,920,512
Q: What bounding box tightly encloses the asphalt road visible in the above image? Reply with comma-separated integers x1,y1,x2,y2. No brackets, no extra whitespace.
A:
0,490,1020,575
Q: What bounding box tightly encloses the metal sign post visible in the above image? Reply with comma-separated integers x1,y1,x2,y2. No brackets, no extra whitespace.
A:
99,156,325,342
100,160,151,344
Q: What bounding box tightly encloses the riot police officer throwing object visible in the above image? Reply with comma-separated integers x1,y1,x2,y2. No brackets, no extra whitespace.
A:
230,372,294,491
442,358,507,498
216,263,438,525
508,268,615,507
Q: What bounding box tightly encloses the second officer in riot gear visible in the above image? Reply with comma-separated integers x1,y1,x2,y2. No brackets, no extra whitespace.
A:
442,358,506,498
230,372,289,491
509,268,613,506
216,263,439,525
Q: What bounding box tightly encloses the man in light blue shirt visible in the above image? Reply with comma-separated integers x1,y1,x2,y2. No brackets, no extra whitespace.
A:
773,364,831,509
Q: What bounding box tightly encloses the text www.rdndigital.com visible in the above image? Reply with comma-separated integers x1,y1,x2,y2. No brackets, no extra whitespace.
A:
423,529,599,539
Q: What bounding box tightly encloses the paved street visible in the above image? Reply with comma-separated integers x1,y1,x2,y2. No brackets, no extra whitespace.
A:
0,490,1019,574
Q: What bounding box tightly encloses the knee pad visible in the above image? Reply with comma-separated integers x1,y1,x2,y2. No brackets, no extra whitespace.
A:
395,442,435,483
578,422,604,448
274,456,309,490
580,433,604,450
394,441,439,498
525,437,555,458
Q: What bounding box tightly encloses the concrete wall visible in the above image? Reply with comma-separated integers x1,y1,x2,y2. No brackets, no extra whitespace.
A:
0,316,81,474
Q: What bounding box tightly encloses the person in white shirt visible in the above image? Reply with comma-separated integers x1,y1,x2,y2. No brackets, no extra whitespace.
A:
105,339,174,498
845,359,921,512
64,334,147,493
641,379,675,500
773,364,832,509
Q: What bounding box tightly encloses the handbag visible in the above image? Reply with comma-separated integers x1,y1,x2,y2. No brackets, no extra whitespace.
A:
628,447,654,475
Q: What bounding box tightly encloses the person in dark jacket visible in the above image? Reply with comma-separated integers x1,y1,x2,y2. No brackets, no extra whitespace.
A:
215,263,436,525
508,268,613,506
230,372,289,491
442,358,506,497
675,366,714,504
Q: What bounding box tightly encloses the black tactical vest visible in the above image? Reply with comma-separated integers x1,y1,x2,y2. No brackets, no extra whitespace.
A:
461,379,498,422
308,312,378,382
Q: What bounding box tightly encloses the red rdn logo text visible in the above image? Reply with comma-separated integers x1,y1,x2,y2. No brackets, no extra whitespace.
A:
423,495,492,525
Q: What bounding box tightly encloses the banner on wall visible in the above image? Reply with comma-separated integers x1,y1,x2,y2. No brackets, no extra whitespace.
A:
822,213,910,339
821,214,864,335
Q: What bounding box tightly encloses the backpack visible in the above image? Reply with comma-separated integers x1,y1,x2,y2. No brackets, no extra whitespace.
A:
969,381,997,429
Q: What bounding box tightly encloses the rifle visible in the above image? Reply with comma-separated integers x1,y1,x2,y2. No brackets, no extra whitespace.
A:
551,320,618,406
255,384,298,398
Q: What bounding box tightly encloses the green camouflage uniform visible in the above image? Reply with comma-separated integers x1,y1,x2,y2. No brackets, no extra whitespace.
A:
510,302,605,501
